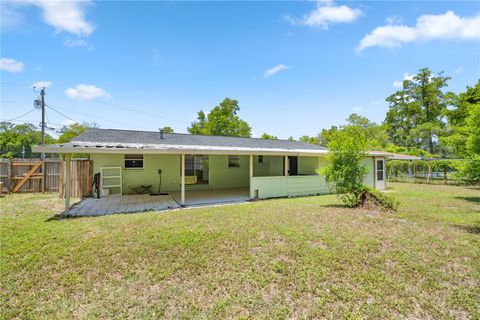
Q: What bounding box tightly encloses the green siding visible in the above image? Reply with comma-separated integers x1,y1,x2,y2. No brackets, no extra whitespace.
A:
251,156,377,199
298,157,319,175
250,175,329,199
361,157,375,188
208,155,249,189
91,153,377,196
269,156,284,176
92,154,181,194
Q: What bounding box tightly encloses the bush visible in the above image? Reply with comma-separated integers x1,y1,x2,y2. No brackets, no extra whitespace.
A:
363,187,400,211
455,157,480,185
324,127,368,207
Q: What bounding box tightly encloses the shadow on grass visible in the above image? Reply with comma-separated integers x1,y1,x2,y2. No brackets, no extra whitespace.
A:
454,196,480,203
321,204,348,208
45,213,68,222
456,224,480,235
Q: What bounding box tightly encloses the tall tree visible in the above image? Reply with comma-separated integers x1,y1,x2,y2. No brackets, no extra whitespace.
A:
0,122,56,158
385,68,454,154
346,113,389,150
187,98,251,137
443,80,480,157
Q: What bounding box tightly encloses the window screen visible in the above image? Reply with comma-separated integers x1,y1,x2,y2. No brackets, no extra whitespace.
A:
228,155,240,168
125,154,144,168
376,160,384,181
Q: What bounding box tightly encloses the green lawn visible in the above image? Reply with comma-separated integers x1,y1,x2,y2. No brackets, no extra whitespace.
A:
1,183,479,319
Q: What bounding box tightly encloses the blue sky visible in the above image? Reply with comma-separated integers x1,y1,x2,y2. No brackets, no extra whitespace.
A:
1,1,479,139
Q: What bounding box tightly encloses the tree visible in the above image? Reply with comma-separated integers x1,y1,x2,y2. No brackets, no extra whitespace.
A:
324,126,368,207
299,135,320,145
57,122,99,143
187,98,251,137
346,113,389,150
319,126,338,146
162,126,174,133
261,133,277,140
443,81,480,157
0,122,56,158
385,68,455,154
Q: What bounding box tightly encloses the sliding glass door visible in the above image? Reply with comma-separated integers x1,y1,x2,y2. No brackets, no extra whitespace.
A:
185,155,209,184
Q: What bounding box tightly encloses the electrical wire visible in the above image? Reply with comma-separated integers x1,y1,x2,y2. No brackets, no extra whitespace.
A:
2,81,191,125
47,103,138,129
4,108,36,122
45,105,80,124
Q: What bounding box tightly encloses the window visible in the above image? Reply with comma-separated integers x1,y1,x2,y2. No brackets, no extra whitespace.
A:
228,155,240,168
258,155,264,163
185,155,209,184
376,159,384,181
125,154,144,168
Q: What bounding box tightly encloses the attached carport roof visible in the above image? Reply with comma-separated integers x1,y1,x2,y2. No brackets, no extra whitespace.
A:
33,128,388,157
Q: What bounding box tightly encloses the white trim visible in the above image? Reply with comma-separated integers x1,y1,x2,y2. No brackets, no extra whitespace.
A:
32,141,390,157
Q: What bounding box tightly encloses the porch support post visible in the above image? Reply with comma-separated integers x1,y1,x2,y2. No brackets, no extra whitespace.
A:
64,153,71,216
181,153,185,206
284,156,288,176
249,155,253,199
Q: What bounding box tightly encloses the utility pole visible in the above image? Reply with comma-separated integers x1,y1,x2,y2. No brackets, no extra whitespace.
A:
40,87,46,159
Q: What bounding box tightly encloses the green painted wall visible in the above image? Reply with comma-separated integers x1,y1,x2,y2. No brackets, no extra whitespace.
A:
92,153,181,194
208,155,249,189
298,157,319,175
91,153,376,195
361,157,375,188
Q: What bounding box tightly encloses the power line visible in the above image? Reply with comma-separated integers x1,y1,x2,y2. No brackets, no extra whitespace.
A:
4,108,36,122
0,119,66,127
45,105,80,124
0,100,30,104
47,103,138,128
2,80,191,125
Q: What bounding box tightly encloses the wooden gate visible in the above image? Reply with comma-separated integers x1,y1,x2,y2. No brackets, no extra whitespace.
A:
0,158,92,198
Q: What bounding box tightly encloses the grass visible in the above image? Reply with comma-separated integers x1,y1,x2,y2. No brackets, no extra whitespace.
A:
1,183,479,319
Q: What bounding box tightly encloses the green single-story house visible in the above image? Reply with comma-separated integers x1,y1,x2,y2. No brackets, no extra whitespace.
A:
34,128,388,214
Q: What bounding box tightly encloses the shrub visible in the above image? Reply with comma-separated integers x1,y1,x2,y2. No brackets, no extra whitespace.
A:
324,127,368,207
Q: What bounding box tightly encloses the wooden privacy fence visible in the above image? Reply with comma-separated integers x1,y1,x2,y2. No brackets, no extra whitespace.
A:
0,158,92,198
59,159,93,198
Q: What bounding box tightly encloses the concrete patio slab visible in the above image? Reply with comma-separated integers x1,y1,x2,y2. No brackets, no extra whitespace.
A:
67,194,180,217
171,187,250,206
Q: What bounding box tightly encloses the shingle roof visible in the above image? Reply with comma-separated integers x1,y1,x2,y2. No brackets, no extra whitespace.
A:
72,128,327,151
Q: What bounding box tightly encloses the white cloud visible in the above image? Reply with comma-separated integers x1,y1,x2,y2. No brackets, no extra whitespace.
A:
264,64,290,78
9,0,94,36
65,84,110,100
358,11,480,51
32,81,52,88
393,73,415,88
455,67,464,74
0,58,24,73
0,2,24,28
287,0,362,29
